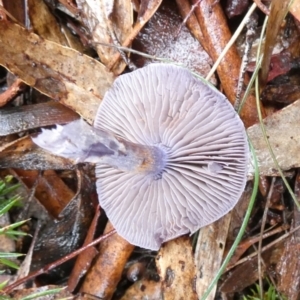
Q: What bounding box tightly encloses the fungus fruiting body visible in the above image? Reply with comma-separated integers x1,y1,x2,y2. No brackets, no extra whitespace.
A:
33,64,249,250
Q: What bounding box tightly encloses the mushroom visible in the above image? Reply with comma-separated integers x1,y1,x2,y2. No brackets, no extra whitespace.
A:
32,63,249,250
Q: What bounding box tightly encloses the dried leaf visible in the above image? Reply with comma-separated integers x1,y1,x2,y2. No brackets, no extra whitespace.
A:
247,99,300,176
0,21,115,123
77,0,132,74
27,0,68,44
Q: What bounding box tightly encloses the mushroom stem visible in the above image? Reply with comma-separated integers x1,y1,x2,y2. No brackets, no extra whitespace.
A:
32,119,167,175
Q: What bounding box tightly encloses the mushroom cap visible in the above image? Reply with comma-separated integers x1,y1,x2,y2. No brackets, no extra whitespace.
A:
94,64,249,250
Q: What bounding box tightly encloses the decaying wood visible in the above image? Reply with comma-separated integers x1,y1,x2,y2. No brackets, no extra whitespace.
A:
191,0,263,128
13,169,74,217
156,236,197,300
276,171,300,300
195,214,231,299
0,78,25,107
0,101,79,136
81,222,135,299
68,206,101,292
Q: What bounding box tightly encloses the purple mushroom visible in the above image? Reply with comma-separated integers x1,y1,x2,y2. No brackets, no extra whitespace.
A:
33,64,249,250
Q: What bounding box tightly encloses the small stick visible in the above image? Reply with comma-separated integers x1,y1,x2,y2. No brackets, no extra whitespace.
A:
0,79,26,108
253,0,270,15
1,230,116,294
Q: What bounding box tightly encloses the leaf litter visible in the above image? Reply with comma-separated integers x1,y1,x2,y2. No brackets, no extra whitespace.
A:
0,0,300,299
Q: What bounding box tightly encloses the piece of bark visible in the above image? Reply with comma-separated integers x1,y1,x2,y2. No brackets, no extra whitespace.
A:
120,279,162,300
0,78,26,107
192,0,263,127
260,0,291,89
0,101,79,136
276,171,300,299
80,221,135,299
156,236,197,300
195,214,231,299
14,169,74,218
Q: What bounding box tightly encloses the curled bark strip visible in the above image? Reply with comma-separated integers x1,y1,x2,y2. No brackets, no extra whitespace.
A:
192,0,264,127
0,78,25,107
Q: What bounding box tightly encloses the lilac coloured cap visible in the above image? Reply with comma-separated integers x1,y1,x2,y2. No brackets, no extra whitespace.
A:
94,63,249,250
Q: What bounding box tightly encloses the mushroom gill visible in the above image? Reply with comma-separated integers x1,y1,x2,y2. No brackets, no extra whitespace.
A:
32,63,249,250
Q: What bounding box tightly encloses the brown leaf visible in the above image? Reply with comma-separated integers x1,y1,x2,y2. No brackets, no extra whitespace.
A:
247,99,300,176
14,169,74,218
27,0,69,44
77,0,132,74
68,206,101,292
0,21,115,123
